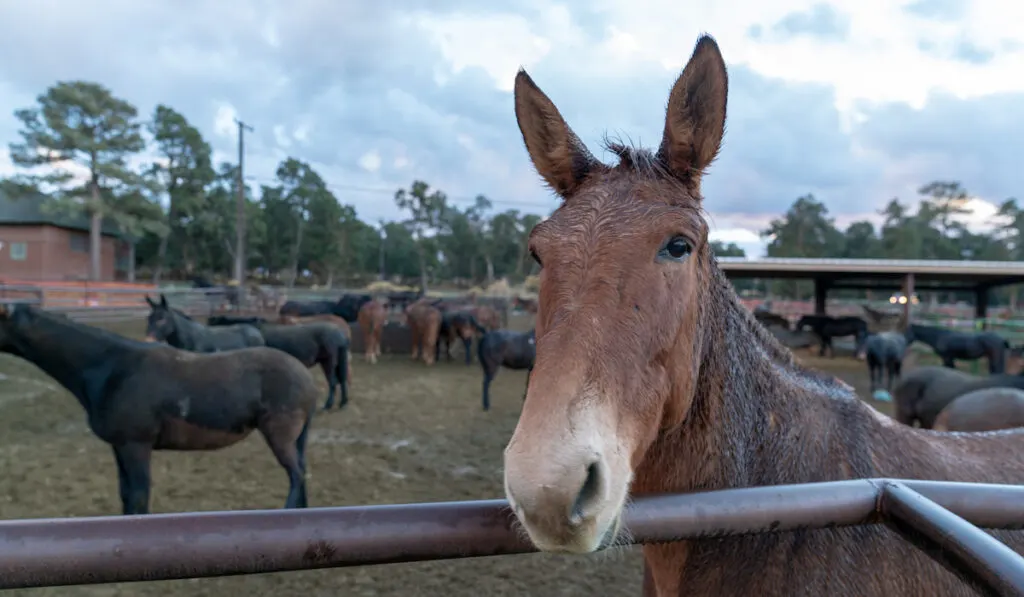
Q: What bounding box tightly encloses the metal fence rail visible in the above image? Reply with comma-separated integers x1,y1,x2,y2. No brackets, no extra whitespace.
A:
2,479,1024,593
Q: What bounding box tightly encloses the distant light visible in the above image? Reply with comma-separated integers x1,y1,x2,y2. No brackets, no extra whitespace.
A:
898,296,908,305
889,296,897,304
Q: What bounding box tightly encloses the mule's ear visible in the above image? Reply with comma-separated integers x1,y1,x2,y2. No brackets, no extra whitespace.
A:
159,294,168,308
657,34,728,186
145,295,156,308
514,69,602,197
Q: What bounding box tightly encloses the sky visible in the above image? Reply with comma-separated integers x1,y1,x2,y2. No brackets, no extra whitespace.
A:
0,0,1022,258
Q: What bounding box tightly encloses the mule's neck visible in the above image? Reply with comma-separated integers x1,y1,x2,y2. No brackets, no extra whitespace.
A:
634,269,883,495
4,311,145,411
168,310,205,349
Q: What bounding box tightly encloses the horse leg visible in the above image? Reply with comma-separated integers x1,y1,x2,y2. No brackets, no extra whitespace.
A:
482,369,495,411
818,336,827,357
319,359,337,411
410,325,420,361
942,355,956,369
295,413,313,508
260,415,308,509
463,336,473,366
337,345,350,408
113,443,153,515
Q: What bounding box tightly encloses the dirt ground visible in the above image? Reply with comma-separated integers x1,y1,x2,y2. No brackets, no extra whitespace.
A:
0,314,900,597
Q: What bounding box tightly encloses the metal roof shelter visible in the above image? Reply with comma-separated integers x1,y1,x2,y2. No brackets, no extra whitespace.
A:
717,257,1024,319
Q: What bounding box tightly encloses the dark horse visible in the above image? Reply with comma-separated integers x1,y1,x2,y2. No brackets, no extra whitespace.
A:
210,319,351,411
0,303,319,514
145,295,264,351
864,331,907,393
794,314,868,358
278,293,372,323
905,322,1009,374
208,315,269,326
436,311,488,365
478,328,535,411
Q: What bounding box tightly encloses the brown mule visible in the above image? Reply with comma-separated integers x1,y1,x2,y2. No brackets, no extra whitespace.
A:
357,299,387,364
406,301,442,365
501,34,1024,596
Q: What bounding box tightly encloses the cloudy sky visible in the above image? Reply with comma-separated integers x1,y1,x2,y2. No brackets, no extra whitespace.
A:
0,0,1021,257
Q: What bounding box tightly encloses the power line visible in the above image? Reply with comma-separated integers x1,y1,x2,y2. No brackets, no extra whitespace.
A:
242,176,557,211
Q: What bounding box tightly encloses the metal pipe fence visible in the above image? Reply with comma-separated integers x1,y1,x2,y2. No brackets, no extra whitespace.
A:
1,479,1024,593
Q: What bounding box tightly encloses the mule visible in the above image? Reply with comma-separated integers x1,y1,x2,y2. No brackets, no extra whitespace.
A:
905,323,1010,374
209,317,351,411
794,314,869,359
259,322,350,411
278,313,354,394
0,303,318,514
278,293,372,323
864,331,908,394
478,328,535,411
892,365,1024,429
437,311,488,365
145,295,264,351
933,387,1024,432
752,310,790,331
500,34,1024,596
861,304,903,333
406,301,442,365
357,299,387,364
208,315,269,326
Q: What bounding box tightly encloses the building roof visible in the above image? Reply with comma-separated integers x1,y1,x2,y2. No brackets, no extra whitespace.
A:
717,257,1024,286
0,190,126,239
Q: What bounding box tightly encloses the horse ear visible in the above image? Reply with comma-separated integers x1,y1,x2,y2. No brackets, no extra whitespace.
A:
159,294,168,308
514,68,603,197
145,295,156,308
657,34,728,188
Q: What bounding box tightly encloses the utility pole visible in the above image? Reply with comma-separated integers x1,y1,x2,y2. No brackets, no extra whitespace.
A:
377,219,386,280
233,119,254,288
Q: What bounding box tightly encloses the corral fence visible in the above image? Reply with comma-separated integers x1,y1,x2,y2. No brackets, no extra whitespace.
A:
1,479,1024,594
0,282,523,355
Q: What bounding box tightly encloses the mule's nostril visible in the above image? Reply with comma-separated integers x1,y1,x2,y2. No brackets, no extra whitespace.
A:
569,461,603,525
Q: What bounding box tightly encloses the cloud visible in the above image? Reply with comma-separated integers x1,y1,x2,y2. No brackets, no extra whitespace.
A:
766,4,851,42
0,0,1019,258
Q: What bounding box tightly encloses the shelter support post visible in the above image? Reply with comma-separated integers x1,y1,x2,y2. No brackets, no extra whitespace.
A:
813,279,829,315
976,285,990,324
903,273,915,324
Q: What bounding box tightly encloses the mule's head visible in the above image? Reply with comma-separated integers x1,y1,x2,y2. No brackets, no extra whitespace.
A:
503,34,728,554
144,294,175,343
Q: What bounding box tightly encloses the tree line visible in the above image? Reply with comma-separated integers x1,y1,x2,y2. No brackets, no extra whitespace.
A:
1,81,1019,297
0,81,546,289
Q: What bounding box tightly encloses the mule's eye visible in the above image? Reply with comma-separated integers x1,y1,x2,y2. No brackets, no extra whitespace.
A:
659,236,692,261
530,249,542,268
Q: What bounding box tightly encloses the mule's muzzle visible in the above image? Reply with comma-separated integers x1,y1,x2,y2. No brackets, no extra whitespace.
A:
143,334,158,343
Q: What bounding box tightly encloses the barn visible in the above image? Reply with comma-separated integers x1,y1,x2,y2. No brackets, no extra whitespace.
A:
0,191,135,281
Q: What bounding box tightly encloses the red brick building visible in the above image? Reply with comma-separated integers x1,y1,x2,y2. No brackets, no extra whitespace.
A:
0,192,134,282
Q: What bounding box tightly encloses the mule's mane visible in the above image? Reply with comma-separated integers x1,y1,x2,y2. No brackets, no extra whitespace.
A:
14,304,146,350
711,265,849,394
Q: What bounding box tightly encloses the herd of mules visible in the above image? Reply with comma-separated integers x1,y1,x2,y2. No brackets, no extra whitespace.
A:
0,286,536,516
2,32,1024,596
